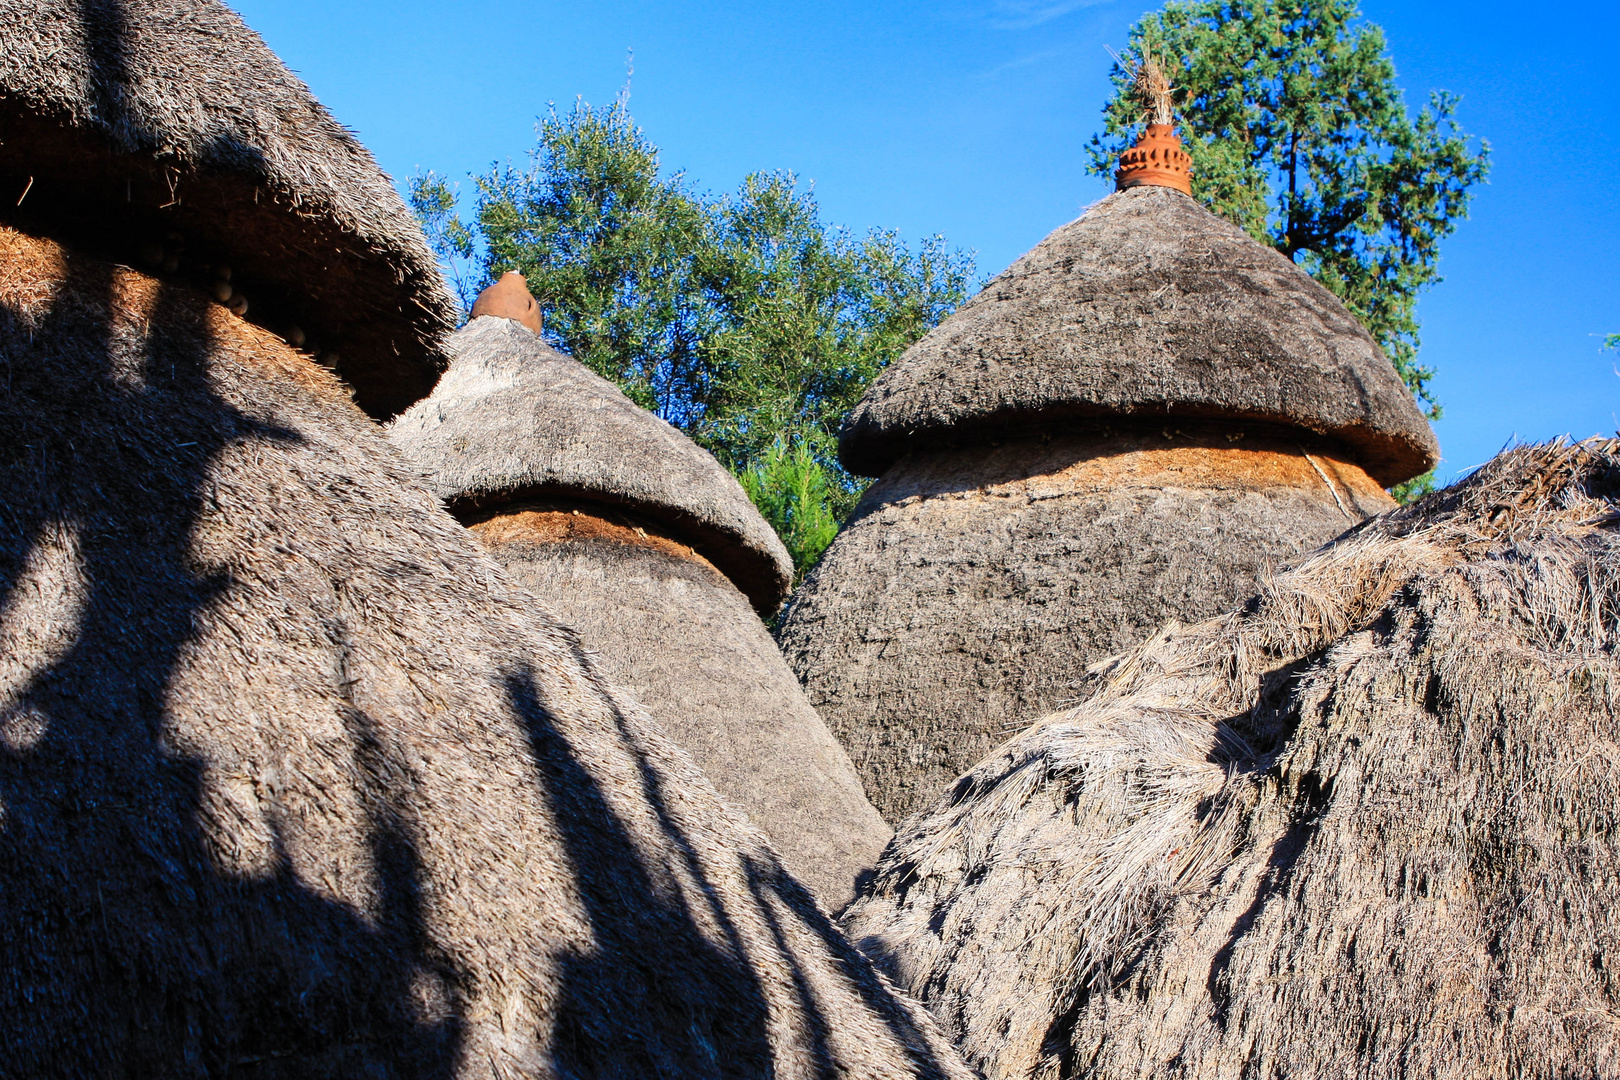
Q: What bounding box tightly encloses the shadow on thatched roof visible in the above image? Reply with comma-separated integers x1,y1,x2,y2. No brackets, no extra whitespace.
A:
0,223,971,1077
0,0,457,418
390,315,794,614
845,437,1620,1078
840,185,1438,487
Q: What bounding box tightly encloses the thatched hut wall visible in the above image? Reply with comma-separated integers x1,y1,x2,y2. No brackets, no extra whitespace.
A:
465,501,892,908
0,0,458,417
778,423,1393,822
389,315,892,910
843,439,1620,1080
0,225,970,1079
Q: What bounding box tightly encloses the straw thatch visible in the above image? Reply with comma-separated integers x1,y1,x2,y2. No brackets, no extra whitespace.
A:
779,184,1435,824
464,504,892,909
0,0,458,418
390,316,792,613
390,316,891,908
0,225,972,1079
844,438,1620,1080
839,185,1437,487
780,425,1395,823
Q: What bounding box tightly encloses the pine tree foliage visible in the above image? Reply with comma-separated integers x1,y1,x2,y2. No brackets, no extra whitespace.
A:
1086,0,1490,427
737,438,841,587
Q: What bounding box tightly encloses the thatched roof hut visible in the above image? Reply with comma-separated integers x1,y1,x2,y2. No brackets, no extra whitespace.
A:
0,0,458,417
844,438,1620,1080
777,154,1439,823
389,305,892,908
0,9,969,1074
0,216,971,1080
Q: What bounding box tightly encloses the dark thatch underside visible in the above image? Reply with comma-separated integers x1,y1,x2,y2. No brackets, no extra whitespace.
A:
778,425,1392,823
0,0,458,418
467,505,892,910
0,227,971,1080
839,185,1437,487
389,317,792,615
844,438,1620,1080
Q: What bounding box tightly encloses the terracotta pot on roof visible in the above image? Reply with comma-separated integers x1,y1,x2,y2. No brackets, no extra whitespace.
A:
0,8,973,1072
469,272,543,334
1115,123,1193,194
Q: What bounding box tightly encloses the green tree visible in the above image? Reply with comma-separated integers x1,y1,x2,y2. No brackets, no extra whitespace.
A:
411,169,481,312
737,438,841,579
1086,0,1489,438
692,171,970,530
470,93,713,425
410,93,973,578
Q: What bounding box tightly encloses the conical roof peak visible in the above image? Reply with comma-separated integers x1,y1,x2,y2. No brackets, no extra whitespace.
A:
839,184,1438,487
389,316,793,614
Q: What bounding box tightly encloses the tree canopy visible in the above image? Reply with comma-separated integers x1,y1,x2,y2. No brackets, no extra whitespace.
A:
1086,0,1489,447
412,92,972,578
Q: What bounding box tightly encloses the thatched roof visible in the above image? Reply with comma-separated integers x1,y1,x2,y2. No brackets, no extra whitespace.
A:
466,503,892,909
778,424,1392,823
843,438,1620,1079
0,0,458,418
0,225,971,1078
839,185,1437,487
389,315,794,614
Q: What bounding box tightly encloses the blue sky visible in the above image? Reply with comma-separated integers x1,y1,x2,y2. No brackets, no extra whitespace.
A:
234,0,1619,483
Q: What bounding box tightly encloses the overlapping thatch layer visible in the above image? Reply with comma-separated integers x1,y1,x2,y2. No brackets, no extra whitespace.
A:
390,315,891,908
392,316,792,613
845,438,1620,1080
839,185,1437,486
0,0,458,417
0,227,970,1079
778,184,1435,824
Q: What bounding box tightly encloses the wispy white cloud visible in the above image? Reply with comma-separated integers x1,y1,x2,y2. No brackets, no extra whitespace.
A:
986,0,1115,30
977,45,1071,80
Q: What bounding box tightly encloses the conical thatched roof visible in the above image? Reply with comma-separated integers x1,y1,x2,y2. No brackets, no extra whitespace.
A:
0,225,971,1078
390,315,793,613
390,314,890,907
840,185,1438,487
0,0,458,417
844,438,1620,1080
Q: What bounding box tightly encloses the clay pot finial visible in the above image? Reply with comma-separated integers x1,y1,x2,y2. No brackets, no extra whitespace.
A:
471,272,542,334
1114,52,1192,195
1115,124,1193,194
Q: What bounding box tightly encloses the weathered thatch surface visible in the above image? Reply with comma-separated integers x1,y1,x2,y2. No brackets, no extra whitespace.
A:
390,316,889,908
390,316,792,614
0,225,972,1079
778,424,1393,822
0,0,457,417
466,504,892,909
844,438,1620,1080
839,185,1437,487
